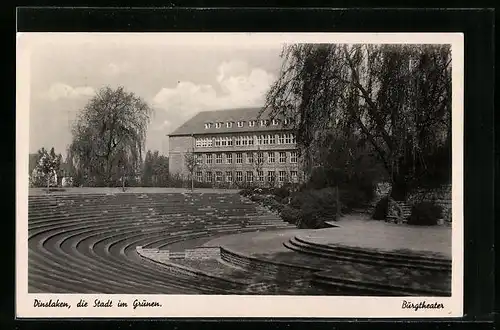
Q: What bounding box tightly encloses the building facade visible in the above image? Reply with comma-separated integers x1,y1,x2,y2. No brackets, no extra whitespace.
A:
168,107,303,187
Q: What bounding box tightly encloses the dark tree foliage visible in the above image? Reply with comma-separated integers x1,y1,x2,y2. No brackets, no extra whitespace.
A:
264,44,452,200
408,201,443,226
68,86,152,187
142,150,169,187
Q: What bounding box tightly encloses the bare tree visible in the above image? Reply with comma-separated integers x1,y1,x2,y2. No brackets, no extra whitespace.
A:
184,152,201,191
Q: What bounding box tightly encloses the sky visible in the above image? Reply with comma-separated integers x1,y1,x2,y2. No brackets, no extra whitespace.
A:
26,34,284,157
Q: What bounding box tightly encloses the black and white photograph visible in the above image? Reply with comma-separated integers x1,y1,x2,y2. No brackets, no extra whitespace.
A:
16,33,464,318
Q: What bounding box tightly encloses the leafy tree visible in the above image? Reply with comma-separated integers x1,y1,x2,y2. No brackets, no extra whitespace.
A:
152,152,169,186
264,44,451,200
68,86,152,187
142,150,169,187
30,147,62,188
142,150,154,187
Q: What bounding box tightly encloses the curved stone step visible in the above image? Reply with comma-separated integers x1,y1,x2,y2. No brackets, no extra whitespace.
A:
286,236,451,271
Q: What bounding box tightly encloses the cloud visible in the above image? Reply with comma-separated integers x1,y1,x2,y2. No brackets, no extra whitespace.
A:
43,83,95,101
152,60,275,131
103,62,131,76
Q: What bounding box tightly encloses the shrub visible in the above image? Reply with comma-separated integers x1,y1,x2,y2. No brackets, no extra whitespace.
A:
239,188,254,197
194,181,214,188
408,202,443,226
250,194,265,202
372,196,389,220
280,205,301,224
262,196,285,213
289,188,339,229
271,184,292,199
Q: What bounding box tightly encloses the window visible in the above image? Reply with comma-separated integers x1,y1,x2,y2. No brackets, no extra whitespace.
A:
260,119,269,126
246,171,253,182
206,154,213,164
196,171,203,182
279,171,286,182
226,137,233,146
226,153,232,164
290,171,298,183
249,120,256,127
278,134,285,144
279,152,286,163
257,171,264,182
247,136,254,145
256,135,262,145
235,136,242,146
205,171,212,182
215,137,222,147
236,171,243,182
269,134,276,145
215,122,222,129
272,119,279,126
237,121,244,128
291,133,296,144
246,152,253,164
226,171,233,182
216,171,223,182
242,136,248,146
268,152,275,163
267,171,275,182
263,135,269,145
226,122,233,128
197,137,212,148
216,153,222,164
290,151,298,163
204,123,212,129
236,153,243,164
257,152,264,164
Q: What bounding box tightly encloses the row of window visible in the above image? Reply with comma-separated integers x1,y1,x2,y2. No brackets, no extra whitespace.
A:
204,118,291,130
196,170,299,183
195,133,296,148
196,151,298,165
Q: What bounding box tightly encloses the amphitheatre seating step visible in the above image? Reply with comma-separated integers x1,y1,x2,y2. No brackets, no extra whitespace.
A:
284,236,451,272
28,191,297,293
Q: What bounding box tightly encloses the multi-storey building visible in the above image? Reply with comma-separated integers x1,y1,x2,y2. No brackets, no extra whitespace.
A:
168,107,303,187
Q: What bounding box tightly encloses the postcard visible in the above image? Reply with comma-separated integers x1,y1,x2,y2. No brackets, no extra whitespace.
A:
16,32,463,318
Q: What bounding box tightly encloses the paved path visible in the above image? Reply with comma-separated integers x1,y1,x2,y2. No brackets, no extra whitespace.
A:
306,214,452,259
203,229,303,254
203,214,452,259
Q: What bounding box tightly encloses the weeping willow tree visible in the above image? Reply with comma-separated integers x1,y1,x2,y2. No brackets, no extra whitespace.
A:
264,44,451,200
69,86,153,187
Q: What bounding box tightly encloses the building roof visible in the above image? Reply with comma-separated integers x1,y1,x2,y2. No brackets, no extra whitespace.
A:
168,107,293,137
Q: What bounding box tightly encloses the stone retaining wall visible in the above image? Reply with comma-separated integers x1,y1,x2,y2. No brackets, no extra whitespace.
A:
372,182,452,224
136,246,220,260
